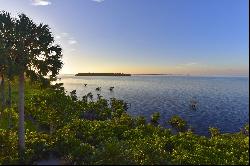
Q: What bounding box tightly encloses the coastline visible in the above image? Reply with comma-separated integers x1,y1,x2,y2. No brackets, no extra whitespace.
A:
75,73,131,76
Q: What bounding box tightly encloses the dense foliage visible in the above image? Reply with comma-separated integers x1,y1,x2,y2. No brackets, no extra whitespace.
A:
0,10,249,166
0,10,63,155
0,83,249,165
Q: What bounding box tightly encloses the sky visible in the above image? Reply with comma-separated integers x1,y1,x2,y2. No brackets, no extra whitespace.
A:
0,0,249,75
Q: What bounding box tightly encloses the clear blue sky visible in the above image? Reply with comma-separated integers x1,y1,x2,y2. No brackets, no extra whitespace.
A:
0,0,249,75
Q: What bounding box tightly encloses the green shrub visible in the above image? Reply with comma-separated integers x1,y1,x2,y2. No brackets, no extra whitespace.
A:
209,127,220,137
135,116,146,126
168,115,187,132
0,83,248,165
151,112,160,124
0,129,19,164
25,130,52,163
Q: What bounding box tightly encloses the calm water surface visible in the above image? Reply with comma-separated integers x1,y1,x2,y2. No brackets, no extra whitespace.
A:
57,75,249,136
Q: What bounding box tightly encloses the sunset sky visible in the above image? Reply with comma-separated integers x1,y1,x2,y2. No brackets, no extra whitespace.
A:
0,0,249,75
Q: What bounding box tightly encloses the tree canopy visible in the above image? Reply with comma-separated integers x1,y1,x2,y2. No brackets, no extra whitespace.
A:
0,10,63,157
0,11,63,82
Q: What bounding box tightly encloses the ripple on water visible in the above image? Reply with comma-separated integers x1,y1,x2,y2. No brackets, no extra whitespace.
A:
58,75,249,136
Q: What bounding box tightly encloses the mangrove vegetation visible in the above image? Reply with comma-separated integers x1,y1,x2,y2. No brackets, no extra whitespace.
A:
0,11,249,165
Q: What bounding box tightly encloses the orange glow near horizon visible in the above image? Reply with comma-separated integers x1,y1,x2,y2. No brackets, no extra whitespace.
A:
60,63,249,76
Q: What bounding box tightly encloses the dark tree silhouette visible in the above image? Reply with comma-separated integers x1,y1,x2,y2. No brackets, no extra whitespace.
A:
0,11,18,111
0,11,63,158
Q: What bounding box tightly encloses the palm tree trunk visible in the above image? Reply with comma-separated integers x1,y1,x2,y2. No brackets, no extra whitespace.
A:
1,74,5,110
8,79,12,129
8,79,11,107
18,72,25,155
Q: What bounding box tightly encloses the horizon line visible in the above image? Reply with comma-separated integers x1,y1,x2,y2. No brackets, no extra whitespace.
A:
59,73,249,77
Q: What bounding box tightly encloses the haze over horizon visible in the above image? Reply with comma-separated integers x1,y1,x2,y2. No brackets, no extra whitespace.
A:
0,0,249,76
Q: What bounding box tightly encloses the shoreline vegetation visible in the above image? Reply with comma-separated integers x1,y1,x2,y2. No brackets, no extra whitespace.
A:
0,11,249,165
75,73,131,76
0,79,249,165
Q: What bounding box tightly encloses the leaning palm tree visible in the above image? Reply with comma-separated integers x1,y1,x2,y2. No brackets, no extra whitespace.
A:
0,11,63,157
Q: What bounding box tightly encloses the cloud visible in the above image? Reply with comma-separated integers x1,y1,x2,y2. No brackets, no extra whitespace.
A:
55,32,78,46
185,62,197,66
92,0,105,3
175,62,198,68
61,32,69,37
68,40,77,45
31,0,51,6
55,35,61,39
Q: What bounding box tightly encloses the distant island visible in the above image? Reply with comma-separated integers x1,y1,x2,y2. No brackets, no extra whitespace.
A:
75,73,131,76
133,74,185,76
133,74,169,75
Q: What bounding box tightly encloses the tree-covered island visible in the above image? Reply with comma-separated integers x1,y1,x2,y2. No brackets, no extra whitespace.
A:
75,73,131,76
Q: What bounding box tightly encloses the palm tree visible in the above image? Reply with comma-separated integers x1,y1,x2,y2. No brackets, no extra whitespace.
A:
0,19,7,110
16,13,63,152
0,11,63,155
6,54,17,108
0,11,17,111
0,51,5,110
0,12,18,131
0,62,6,110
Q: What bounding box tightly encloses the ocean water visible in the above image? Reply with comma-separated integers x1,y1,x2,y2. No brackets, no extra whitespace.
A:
57,75,249,136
